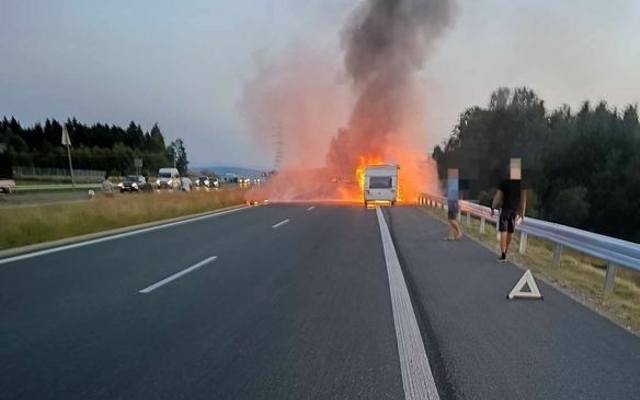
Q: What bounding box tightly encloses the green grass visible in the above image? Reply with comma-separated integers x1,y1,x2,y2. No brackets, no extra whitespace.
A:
0,189,246,250
422,205,640,334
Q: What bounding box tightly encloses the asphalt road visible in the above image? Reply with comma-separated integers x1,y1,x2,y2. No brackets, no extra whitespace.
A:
1,204,639,399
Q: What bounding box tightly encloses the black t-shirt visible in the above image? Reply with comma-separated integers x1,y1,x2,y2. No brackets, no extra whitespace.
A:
498,179,521,211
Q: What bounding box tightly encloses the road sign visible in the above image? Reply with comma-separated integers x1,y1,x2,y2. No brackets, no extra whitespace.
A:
61,125,75,189
61,126,72,146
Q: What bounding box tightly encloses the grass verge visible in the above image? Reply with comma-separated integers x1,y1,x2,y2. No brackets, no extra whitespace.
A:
421,205,640,335
0,189,246,250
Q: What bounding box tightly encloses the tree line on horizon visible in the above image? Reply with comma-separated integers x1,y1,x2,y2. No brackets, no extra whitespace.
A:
434,87,640,242
0,117,189,177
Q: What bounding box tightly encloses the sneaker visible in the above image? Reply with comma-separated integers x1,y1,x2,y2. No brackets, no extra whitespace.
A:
497,254,507,263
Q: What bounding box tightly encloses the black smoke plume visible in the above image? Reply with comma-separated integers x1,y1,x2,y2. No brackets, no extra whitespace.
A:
327,0,456,175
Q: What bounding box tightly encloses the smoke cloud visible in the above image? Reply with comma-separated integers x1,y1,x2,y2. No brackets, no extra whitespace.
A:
243,0,456,202
241,43,351,170
327,0,456,198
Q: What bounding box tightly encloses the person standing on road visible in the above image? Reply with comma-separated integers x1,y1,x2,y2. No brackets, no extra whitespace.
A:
101,174,114,197
491,160,526,262
447,168,463,240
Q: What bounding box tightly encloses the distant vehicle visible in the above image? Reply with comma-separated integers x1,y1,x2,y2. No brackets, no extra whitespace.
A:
194,176,220,188
118,175,146,192
0,179,16,194
363,164,399,207
181,177,193,192
156,168,180,190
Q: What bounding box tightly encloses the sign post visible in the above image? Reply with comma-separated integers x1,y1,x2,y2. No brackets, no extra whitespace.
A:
134,158,143,176
61,125,75,189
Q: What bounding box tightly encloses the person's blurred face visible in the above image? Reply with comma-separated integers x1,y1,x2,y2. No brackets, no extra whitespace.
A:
510,158,521,180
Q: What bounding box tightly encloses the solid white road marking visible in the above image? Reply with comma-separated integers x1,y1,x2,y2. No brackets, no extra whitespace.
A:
307,206,315,211
272,219,290,229
138,256,217,294
376,207,440,400
0,206,251,266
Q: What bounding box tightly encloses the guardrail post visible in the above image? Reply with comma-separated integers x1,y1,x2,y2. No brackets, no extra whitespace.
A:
480,217,486,233
552,244,563,267
603,263,618,294
519,232,528,254
466,211,471,225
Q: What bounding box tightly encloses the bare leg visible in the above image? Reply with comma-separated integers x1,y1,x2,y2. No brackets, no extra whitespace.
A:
500,232,508,254
453,220,462,239
505,232,513,252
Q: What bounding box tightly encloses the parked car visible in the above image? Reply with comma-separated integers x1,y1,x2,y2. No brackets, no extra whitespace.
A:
118,175,146,192
0,178,16,194
194,176,219,188
156,168,180,190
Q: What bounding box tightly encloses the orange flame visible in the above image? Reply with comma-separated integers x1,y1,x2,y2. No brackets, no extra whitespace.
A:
355,155,384,190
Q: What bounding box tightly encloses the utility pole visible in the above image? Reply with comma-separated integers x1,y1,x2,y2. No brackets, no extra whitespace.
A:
61,124,75,189
273,122,284,172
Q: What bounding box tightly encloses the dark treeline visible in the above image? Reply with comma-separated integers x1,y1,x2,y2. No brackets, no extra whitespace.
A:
0,117,189,177
434,87,640,242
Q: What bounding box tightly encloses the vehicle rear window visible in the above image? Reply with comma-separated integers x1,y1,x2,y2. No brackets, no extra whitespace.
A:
369,176,392,189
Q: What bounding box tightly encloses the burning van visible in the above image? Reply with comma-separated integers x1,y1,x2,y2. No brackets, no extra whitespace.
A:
363,164,399,207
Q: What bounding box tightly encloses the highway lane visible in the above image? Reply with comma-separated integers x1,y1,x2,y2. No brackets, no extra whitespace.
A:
386,206,640,400
2,204,639,399
0,204,404,399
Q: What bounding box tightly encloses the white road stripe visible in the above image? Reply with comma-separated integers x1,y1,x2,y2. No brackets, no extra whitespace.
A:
307,206,315,211
0,206,250,266
271,219,290,229
376,207,440,400
138,256,217,294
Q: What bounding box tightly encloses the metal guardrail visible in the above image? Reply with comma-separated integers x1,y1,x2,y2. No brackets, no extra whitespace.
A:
12,166,105,183
418,193,640,293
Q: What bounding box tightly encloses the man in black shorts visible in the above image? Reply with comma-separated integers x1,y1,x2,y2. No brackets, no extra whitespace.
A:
491,162,526,262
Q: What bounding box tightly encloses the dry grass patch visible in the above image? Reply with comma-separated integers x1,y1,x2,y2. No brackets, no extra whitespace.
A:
421,205,640,334
0,189,245,250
